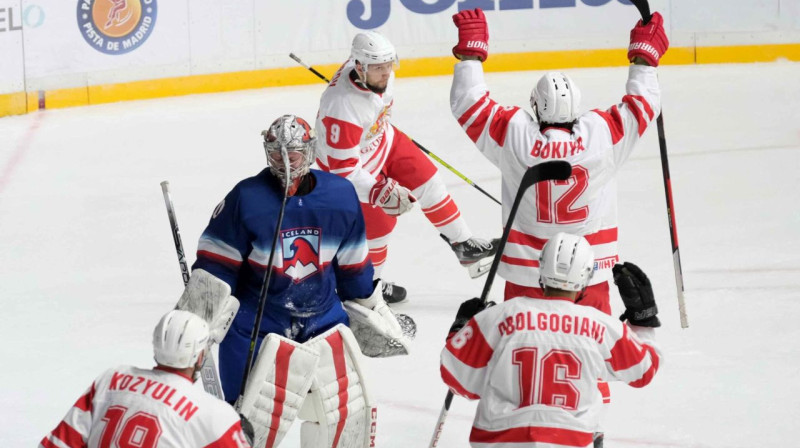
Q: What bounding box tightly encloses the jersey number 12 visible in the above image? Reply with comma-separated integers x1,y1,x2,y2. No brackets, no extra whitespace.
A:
536,165,589,224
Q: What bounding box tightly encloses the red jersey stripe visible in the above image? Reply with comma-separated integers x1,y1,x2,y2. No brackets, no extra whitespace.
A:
432,211,461,228
457,92,490,126
622,95,648,137
607,325,647,372
73,383,95,412
507,229,547,250
584,228,618,246
592,107,624,145
197,250,242,268
328,157,359,172
501,255,540,268
466,98,498,143
488,106,520,147
628,344,660,388
40,437,60,448
440,365,480,400
52,421,86,448
422,196,450,213
626,94,654,119
470,425,593,446
446,320,494,368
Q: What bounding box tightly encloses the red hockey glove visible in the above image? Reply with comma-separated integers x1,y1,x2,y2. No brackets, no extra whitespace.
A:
452,8,489,62
369,177,416,216
628,11,669,67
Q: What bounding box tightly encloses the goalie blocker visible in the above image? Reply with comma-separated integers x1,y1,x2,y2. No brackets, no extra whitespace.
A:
240,325,378,448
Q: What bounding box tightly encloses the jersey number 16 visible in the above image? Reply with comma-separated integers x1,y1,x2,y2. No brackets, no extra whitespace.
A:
513,347,582,410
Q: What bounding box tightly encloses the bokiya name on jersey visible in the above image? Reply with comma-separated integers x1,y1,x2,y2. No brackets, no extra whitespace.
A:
281,227,322,282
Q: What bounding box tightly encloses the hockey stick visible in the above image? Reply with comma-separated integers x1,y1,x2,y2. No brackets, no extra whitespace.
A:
160,181,225,399
289,53,502,206
235,148,292,408
428,161,572,448
629,0,688,328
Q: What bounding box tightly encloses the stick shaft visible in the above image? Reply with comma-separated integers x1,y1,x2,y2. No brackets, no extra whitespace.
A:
160,181,225,399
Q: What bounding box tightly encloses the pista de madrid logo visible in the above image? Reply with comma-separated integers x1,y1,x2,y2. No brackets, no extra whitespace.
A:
77,0,157,55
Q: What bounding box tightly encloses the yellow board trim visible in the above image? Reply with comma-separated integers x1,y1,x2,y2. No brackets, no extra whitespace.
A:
3,42,798,118
0,92,27,117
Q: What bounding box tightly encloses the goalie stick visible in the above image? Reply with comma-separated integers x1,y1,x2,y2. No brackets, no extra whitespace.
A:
160,181,225,399
289,52,502,206
629,0,688,328
428,161,572,448
235,148,293,409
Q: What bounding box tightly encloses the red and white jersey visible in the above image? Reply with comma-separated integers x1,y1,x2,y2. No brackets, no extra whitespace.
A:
40,365,250,448
450,61,661,287
441,296,661,448
316,58,396,202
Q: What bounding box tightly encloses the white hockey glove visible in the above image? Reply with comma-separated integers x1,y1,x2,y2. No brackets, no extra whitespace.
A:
175,269,239,344
343,281,416,357
368,177,416,216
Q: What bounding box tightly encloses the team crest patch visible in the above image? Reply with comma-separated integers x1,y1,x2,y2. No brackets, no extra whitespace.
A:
281,227,321,282
77,0,157,55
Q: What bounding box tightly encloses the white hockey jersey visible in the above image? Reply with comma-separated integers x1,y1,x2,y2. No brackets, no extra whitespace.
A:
450,61,661,288
40,365,250,448
316,58,396,203
441,296,661,447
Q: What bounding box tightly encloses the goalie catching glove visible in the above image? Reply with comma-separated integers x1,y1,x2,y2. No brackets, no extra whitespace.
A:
175,269,239,344
343,280,416,357
369,176,416,216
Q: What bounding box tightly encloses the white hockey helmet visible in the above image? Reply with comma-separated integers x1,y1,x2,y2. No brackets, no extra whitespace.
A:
351,31,398,70
261,114,316,185
153,310,209,369
539,232,595,292
530,72,582,124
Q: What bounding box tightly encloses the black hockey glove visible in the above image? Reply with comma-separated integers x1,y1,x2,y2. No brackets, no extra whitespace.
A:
613,262,660,327
448,297,495,340
239,414,255,446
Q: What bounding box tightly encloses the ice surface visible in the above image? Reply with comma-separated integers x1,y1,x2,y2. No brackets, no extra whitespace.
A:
2,61,799,447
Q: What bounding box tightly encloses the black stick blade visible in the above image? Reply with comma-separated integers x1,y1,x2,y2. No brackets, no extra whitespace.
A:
520,161,572,191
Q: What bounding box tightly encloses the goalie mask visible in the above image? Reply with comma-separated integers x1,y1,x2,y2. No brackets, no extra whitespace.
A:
262,115,316,185
530,72,582,124
539,232,595,292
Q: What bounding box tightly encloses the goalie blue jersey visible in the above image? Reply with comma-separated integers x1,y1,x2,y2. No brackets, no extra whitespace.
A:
193,168,374,319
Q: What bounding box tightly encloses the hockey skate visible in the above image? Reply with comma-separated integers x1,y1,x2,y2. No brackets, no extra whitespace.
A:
382,281,408,304
441,235,500,279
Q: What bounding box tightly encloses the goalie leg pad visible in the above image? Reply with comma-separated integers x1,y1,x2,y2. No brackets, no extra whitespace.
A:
300,324,377,448
239,333,321,448
175,268,239,344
